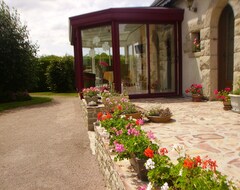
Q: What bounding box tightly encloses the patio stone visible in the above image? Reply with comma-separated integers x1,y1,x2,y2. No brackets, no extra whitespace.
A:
94,97,240,189
134,97,240,187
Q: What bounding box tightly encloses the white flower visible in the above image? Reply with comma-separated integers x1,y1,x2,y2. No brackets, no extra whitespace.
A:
146,182,153,190
160,182,169,190
145,159,155,170
120,115,126,118
172,144,185,157
179,168,183,176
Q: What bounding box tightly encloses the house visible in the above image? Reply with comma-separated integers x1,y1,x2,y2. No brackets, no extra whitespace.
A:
152,0,240,99
69,0,240,99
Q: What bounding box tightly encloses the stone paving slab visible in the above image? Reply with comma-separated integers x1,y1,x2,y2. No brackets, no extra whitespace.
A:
132,98,240,186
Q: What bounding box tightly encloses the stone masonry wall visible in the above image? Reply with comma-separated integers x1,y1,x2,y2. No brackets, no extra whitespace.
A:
80,99,104,131
94,124,126,190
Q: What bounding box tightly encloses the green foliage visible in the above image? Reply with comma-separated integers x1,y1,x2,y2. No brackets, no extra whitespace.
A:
32,55,60,92
99,114,159,161
0,96,52,112
147,153,237,190
30,92,78,97
233,78,240,95
45,55,75,92
0,1,38,101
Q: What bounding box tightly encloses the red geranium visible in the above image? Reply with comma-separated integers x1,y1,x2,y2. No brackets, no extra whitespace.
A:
183,158,194,169
144,147,154,158
97,112,103,121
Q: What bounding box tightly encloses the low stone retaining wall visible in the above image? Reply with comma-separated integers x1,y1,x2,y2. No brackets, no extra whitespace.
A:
80,99,104,131
94,124,145,190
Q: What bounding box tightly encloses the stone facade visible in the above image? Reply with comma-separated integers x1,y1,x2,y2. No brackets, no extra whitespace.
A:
176,0,240,99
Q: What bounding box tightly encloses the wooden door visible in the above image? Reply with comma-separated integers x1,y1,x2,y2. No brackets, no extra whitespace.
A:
218,4,234,90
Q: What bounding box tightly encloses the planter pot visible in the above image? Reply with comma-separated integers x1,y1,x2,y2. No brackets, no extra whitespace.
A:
192,94,203,102
229,94,240,113
125,112,142,119
129,156,148,181
223,101,232,111
147,115,171,123
84,96,98,105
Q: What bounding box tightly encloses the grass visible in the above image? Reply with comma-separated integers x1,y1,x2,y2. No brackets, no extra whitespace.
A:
0,97,52,112
30,92,78,97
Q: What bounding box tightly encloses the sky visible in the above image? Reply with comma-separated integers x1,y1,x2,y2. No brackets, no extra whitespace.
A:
5,0,154,57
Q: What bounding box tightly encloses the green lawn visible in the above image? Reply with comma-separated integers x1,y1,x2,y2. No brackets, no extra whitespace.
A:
30,92,78,97
0,97,52,112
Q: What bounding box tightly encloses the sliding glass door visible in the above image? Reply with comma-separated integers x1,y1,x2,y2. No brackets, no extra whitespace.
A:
149,24,175,93
119,23,175,95
119,24,148,95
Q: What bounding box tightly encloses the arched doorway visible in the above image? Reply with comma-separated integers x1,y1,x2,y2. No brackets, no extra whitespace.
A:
218,4,234,90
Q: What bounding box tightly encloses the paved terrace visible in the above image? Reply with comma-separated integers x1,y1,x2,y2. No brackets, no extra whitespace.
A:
131,98,240,186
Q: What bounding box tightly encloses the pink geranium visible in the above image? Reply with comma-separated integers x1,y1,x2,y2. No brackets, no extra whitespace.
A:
115,143,125,153
147,130,156,140
185,83,203,95
99,61,108,67
214,87,231,102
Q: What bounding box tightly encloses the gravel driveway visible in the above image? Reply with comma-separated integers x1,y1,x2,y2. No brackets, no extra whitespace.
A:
0,96,106,190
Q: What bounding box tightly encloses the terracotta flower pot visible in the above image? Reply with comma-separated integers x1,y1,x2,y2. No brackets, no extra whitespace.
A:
191,94,203,102
125,112,142,119
129,156,148,181
147,116,171,123
223,101,232,111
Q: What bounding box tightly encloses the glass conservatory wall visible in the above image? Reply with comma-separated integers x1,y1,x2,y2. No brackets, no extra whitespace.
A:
119,24,148,95
149,24,175,93
81,25,113,88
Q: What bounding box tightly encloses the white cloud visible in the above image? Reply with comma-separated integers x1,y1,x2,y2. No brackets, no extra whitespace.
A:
4,0,154,56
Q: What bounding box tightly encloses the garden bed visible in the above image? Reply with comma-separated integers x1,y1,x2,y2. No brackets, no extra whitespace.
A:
94,124,146,190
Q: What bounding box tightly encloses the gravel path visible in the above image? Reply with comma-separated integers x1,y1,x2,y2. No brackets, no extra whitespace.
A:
0,96,106,190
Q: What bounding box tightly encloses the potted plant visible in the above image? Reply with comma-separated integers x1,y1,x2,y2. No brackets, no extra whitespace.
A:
146,107,172,123
82,87,100,105
229,79,240,113
214,87,232,110
185,83,203,102
143,146,237,190
108,99,141,119
112,125,158,181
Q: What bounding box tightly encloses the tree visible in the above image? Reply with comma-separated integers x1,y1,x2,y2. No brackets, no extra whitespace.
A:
0,1,38,102
45,55,75,92
32,55,60,92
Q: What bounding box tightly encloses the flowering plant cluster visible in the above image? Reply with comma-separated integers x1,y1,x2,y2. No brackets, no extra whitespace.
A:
102,95,139,114
193,37,200,52
97,101,237,190
98,111,159,161
185,84,203,95
82,87,100,97
139,145,237,190
214,88,231,102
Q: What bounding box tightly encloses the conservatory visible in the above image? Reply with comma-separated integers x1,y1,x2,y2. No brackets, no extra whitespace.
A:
69,7,184,98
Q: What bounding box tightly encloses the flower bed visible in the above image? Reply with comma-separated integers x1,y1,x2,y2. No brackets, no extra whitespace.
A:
95,100,237,190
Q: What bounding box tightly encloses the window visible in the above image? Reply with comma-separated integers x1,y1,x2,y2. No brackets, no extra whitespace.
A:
81,26,113,88
192,31,200,52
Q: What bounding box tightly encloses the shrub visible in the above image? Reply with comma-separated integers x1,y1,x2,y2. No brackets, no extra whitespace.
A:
45,55,75,92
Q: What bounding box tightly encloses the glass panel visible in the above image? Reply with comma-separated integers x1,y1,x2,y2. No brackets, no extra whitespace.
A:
81,26,113,88
119,24,148,95
149,24,175,93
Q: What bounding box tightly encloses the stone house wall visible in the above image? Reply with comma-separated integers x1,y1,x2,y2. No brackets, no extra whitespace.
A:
175,0,240,99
